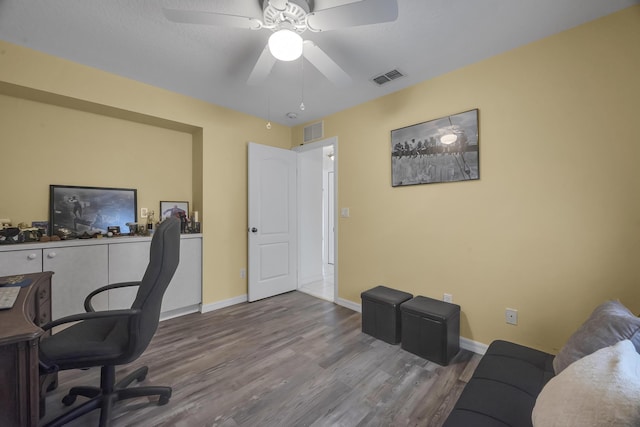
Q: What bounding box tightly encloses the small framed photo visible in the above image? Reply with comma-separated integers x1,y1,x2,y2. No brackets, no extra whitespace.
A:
31,221,49,236
160,201,189,221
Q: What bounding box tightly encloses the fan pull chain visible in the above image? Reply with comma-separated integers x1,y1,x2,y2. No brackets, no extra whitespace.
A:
266,93,272,130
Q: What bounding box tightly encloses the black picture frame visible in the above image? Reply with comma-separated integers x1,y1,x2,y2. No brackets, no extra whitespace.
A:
391,109,480,186
49,185,137,237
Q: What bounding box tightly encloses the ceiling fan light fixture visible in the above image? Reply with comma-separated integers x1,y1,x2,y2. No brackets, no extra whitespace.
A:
440,133,457,145
268,29,303,61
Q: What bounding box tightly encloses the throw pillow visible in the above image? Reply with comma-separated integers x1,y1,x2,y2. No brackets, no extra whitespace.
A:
532,340,640,427
552,300,640,374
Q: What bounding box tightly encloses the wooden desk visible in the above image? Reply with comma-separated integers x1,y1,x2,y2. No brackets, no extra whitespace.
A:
0,271,53,427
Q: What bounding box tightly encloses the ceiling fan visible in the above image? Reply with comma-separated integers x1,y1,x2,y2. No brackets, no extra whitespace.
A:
163,0,398,87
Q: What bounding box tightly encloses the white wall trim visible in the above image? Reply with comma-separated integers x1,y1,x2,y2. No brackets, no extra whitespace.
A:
201,294,248,313
460,337,488,355
336,297,361,313
292,136,339,304
299,274,325,287
160,305,200,322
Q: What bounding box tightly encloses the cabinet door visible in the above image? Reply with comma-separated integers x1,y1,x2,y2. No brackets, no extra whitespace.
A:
44,246,108,320
108,242,149,309
0,249,42,276
162,238,202,313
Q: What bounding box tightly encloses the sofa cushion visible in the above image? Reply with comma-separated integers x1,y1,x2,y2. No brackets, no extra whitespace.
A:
552,300,640,374
532,339,640,427
443,340,554,427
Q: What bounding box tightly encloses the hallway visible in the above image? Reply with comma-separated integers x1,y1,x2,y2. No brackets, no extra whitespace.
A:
298,263,334,302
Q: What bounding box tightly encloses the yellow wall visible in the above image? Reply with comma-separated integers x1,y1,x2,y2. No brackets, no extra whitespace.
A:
0,40,292,307
0,94,192,223
1,6,638,353
293,6,640,353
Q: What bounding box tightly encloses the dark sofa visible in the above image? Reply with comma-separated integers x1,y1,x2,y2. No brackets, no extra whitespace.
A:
443,340,555,427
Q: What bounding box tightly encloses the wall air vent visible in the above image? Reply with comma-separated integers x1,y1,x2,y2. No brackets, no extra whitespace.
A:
372,69,405,86
303,121,324,143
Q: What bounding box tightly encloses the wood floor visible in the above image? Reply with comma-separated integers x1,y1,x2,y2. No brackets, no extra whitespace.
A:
40,291,480,427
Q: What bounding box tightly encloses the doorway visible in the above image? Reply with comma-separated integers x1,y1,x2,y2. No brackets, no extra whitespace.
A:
294,137,337,302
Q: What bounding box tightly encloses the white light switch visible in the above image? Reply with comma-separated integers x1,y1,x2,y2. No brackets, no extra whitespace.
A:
340,208,350,218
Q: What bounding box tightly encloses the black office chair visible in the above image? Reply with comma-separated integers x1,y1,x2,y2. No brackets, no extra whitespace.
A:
39,217,181,427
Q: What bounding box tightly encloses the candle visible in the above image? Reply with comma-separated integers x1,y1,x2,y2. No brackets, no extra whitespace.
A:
194,211,198,223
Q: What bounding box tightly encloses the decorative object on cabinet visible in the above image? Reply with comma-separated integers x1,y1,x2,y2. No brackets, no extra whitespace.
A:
0,227,21,244
20,227,41,242
391,109,479,187
107,226,121,236
49,185,137,237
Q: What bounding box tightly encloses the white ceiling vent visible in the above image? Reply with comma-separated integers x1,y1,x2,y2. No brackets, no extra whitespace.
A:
372,69,404,86
303,121,324,143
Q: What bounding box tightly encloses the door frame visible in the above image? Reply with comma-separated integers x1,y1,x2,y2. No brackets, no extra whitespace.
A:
292,136,338,300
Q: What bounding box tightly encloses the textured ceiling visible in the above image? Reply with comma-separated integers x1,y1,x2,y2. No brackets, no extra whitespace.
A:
0,0,637,126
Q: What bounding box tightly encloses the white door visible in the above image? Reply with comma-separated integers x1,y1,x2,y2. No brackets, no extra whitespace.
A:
248,142,298,302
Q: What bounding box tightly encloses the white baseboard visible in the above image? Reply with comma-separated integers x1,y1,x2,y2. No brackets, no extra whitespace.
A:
160,305,200,322
201,294,248,313
298,274,325,286
333,298,489,355
336,297,361,312
460,337,488,355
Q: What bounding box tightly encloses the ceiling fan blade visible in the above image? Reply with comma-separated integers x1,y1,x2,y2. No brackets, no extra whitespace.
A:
247,44,277,86
314,0,362,10
303,41,351,87
307,0,398,32
163,8,262,30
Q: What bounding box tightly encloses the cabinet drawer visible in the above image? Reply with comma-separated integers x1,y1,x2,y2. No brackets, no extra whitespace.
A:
0,249,42,276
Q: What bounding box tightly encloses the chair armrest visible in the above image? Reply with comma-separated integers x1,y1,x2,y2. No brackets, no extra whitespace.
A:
40,308,141,332
84,281,141,312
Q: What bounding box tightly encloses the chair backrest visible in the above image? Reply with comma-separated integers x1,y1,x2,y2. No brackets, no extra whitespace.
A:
125,216,180,361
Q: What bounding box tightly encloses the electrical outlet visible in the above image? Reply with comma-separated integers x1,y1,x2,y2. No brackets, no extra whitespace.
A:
506,308,518,325
443,293,453,303
240,268,246,279
140,208,148,219
340,208,350,218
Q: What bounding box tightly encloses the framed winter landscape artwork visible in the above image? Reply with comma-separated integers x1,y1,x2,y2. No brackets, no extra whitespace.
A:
391,109,479,187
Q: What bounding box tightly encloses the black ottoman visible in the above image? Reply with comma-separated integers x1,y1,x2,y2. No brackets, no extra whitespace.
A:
400,296,460,365
361,285,413,344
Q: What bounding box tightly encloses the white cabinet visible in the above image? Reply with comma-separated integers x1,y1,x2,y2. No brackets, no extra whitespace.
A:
0,235,202,321
162,237,202,315
108,241,149,310
43,245,109,320
0,249,42,276
107,238,202,318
